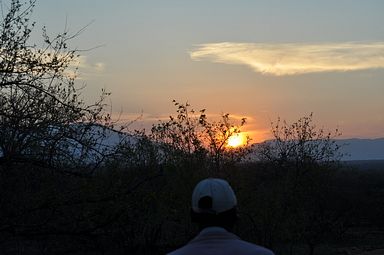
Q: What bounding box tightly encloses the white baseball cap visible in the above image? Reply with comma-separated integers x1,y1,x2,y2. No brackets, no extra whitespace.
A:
192,178,237,214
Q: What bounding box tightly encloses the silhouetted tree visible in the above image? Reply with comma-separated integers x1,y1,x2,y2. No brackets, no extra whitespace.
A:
0,0,111,169
257,113,342,169
150,100,251,174
0,1,129,253
252,114,346,255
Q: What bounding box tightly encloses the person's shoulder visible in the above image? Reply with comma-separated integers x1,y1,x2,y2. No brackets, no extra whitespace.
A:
167,242,274,255
233,239,275,255
167,230,275,255
166,249,178,255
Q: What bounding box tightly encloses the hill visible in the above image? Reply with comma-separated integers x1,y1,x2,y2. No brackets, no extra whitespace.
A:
336,138,384,161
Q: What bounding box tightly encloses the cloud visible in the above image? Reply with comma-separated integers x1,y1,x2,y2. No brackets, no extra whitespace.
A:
67,55,106,80
75,56,105,72
0,48,105,80
190,42,384,76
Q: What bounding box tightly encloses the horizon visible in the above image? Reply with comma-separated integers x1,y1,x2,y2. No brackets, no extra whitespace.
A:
31,0,384,142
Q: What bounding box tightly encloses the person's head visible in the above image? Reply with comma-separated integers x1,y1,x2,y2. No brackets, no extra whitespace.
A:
190,178,238,231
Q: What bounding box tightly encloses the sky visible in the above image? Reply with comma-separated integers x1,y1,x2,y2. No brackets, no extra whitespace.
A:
29,0,384,142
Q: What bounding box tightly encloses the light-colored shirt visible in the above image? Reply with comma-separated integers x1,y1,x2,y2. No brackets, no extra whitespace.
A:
167,227,275,255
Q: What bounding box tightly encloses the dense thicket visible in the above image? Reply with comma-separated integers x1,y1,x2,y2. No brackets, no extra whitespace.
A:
1,1,383,255
1,154,383,255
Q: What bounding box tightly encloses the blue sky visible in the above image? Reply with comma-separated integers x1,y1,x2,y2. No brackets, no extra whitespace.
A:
30,0,384,141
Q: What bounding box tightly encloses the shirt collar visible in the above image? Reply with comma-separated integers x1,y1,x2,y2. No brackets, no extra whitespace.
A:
199,226,228,235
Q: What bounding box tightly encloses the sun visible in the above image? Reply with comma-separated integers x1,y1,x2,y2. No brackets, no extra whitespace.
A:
227,133,247,148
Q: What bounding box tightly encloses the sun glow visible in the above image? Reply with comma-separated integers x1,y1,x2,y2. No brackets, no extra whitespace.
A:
227,133,247,148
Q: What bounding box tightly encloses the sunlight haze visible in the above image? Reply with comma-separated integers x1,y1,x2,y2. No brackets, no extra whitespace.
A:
34,0,384,142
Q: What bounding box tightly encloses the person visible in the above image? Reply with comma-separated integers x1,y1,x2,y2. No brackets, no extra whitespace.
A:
168,178,275,255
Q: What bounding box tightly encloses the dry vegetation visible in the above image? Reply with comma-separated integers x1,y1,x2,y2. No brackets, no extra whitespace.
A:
1,1,383,255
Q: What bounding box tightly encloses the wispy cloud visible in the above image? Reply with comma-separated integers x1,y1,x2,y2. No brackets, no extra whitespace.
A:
190,42,384,76
76,55,105,72
0,48,105,77
68,56,106,80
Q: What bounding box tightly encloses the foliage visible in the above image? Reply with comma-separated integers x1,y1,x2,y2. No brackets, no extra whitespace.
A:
251,114,346,255
150,100,251,173
0,1,382,255
257,113,342,170
150,100,206,163
0,0,111,169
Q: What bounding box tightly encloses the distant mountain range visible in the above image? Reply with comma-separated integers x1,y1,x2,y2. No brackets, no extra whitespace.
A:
335,138,384,161
250,138,384,162
1,122,383,162
87,128,384,161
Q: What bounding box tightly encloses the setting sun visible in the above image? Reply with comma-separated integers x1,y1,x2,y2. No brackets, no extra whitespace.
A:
227,133,247,148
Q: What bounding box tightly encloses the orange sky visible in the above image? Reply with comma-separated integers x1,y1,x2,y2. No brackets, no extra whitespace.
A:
34,0,384,142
